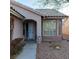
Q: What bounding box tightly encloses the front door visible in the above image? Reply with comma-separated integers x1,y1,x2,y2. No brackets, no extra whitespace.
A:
27,22,36,41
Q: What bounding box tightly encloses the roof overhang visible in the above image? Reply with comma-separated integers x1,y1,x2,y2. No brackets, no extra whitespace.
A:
10,0,43,16
42,16,68,20
10,0,68,19
10,7,25,19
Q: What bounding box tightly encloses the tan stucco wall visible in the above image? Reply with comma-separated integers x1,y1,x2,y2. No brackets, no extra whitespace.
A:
62,17,69,39
12,17,23,40
11,3,42,38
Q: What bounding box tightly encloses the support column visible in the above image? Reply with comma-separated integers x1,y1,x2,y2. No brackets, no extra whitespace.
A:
24,23,27,39
57,20,59,36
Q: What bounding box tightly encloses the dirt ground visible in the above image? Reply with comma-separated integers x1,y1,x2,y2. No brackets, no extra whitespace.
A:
36,40,69,59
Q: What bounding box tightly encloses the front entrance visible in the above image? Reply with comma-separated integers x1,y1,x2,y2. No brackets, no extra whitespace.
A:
24,20,37,41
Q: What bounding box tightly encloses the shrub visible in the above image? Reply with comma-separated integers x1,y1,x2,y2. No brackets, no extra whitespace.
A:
10,38,24,56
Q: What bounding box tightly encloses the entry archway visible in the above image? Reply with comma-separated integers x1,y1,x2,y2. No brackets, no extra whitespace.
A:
23,20,37,41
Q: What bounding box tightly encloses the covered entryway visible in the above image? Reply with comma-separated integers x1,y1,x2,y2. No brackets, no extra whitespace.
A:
23,20,37,41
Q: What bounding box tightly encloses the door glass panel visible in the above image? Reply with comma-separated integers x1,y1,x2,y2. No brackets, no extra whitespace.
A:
28,22,35,40
28,23,33,39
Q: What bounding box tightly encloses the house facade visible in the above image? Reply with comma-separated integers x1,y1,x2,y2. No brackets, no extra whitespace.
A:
10,0,68,43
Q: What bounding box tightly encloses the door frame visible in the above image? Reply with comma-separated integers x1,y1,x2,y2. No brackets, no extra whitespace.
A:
23,20,37,41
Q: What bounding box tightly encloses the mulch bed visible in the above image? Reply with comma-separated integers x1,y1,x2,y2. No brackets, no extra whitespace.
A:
10,38,25,59
36,40,69,59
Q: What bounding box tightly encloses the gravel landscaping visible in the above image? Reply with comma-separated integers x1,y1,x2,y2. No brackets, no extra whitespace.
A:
36,40,69,59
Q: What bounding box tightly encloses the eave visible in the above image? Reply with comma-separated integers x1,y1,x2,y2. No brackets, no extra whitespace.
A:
42,16,69,20
10,7,25,19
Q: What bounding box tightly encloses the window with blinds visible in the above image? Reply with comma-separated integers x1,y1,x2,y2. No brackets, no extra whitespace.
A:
43,20,57,36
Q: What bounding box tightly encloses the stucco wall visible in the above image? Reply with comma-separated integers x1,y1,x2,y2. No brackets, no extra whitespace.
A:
11,3,42,38
62,17,69,39
12,17,23,40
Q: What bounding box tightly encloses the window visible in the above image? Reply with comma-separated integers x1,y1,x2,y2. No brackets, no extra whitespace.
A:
43,20,57,36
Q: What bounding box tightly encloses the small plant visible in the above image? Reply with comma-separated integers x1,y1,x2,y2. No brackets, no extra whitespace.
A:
53,44,61,50
49,41,61,50
11,46,23,55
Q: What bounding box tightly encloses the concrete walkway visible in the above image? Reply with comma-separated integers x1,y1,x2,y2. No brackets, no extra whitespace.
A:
16,41,37,59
